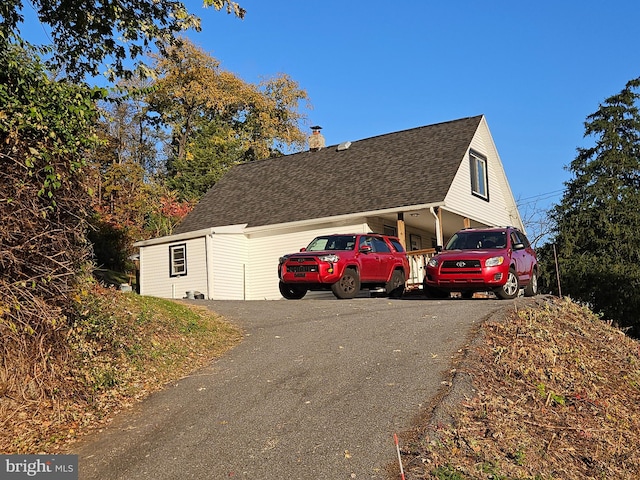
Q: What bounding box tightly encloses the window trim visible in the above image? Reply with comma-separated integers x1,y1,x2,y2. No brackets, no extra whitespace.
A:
469,150,489,201
169,243,187,277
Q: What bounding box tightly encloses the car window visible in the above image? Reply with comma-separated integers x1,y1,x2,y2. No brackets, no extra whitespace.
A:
510,231,520,247
444,233,463,250
371,237,391,253
515,231,531,248
358,236,373,250
307,237,329,251
307,235,356,251
487,232,507,248
446,231,507,250
327,235,356,250
389,238,405,252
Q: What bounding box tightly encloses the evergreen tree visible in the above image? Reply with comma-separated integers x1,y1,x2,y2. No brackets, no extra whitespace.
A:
550,77,640,335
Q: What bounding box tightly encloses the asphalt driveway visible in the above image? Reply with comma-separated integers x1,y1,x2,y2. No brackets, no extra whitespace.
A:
73,296,512,479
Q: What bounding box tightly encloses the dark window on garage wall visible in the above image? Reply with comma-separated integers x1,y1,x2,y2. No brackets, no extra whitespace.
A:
169,243,187,277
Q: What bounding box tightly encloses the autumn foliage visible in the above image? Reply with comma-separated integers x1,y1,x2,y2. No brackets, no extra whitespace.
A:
0,43,106,437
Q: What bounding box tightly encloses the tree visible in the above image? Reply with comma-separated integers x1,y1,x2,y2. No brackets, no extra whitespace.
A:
147,38,309,201
1,0,245,80
88,86,195,270
0,0,243,427
549,77,640,336
99,79,166,173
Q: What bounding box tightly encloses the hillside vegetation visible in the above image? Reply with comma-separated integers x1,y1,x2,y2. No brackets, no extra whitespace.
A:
402,296,640,479
3,290,639,480
0,284,242,453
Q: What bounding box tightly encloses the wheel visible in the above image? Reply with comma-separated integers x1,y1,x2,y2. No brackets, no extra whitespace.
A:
524,269,538,297
331,268,360,299
495,268,519,300
279,281,307,300
386,270,406,298
423,278,449,299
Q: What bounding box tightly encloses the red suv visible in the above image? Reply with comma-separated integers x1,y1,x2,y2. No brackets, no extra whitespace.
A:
278,233,410,300
423,227,538,300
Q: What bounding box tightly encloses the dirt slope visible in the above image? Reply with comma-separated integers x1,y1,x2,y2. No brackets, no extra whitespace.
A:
401,296,640,480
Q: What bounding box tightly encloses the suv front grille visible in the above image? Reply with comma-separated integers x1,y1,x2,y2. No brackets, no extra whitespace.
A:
442,260,481,269
286,264,318,273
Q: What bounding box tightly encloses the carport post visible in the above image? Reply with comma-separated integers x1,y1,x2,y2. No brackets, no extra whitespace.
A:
397,212,407,250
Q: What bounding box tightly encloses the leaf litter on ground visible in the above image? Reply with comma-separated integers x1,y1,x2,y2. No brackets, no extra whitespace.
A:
400,296,640,480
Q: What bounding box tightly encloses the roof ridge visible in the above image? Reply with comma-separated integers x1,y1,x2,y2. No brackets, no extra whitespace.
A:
349,114,484,144
174,114,485,233
231,114,484,170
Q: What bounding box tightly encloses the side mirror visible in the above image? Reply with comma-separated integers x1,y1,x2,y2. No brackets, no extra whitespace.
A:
513,242,524,250
299,247,307,252
359,245,372,253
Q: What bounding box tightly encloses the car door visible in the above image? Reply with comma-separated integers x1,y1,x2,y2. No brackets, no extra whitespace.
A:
516,231,536,281
371,236,396,281
357,235,382,281
510,230,532,283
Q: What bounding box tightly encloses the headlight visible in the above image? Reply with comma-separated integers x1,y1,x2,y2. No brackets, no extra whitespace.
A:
427,258,439,268
318,254,340,263
485,256,504,267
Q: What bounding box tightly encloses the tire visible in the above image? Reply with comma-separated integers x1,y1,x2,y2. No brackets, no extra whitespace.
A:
495,268,519,300
386,270,405,298
331,268,360,299
524,269,538,297
279,281,307,300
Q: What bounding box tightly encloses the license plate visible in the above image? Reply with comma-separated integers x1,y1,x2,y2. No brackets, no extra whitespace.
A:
294,273,306,278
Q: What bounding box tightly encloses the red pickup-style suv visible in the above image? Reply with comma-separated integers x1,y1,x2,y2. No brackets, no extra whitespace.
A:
423,226,538,300
278,233,410,300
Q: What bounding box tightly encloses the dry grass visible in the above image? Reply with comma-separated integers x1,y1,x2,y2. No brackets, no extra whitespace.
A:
401,296,640,479
0,284,243,454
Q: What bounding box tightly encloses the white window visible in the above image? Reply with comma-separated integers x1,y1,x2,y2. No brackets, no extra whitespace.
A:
169,244,187,277
470,151,489,200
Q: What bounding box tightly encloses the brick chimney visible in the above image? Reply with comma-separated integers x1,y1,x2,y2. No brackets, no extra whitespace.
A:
308,125,325,151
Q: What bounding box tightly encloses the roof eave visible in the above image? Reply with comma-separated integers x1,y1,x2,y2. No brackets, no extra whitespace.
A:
133,225,247,247
244,202,446,234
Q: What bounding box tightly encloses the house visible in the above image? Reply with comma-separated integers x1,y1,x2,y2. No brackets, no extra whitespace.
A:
133,115,523,300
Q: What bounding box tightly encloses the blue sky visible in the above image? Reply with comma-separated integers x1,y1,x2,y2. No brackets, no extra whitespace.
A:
189,0,640,216
19,1,640,219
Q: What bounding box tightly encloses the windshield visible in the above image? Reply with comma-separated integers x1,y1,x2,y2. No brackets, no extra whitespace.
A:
306,235,356,251
445,231,507,250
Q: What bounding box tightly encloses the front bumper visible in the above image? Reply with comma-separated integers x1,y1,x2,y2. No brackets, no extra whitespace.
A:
424,264,508,290
279,260,341,284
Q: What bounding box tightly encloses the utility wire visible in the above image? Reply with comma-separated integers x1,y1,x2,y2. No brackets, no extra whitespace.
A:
517,189,564,202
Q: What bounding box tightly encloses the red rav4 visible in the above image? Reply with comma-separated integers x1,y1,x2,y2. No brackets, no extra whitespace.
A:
423,226,538,300
278,233,410,300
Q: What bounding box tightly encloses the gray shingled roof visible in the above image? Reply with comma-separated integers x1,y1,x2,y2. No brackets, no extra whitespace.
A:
174,115,483,233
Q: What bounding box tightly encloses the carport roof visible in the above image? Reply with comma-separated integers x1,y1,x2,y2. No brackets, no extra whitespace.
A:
174,115,483,233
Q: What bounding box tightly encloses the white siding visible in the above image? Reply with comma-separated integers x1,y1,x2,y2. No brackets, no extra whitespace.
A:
210,233,247,300
244,221,369,300
139,236,208,299
444,118,522,229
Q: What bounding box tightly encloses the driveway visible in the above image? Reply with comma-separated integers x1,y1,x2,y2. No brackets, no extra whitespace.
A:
73,296,512,479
